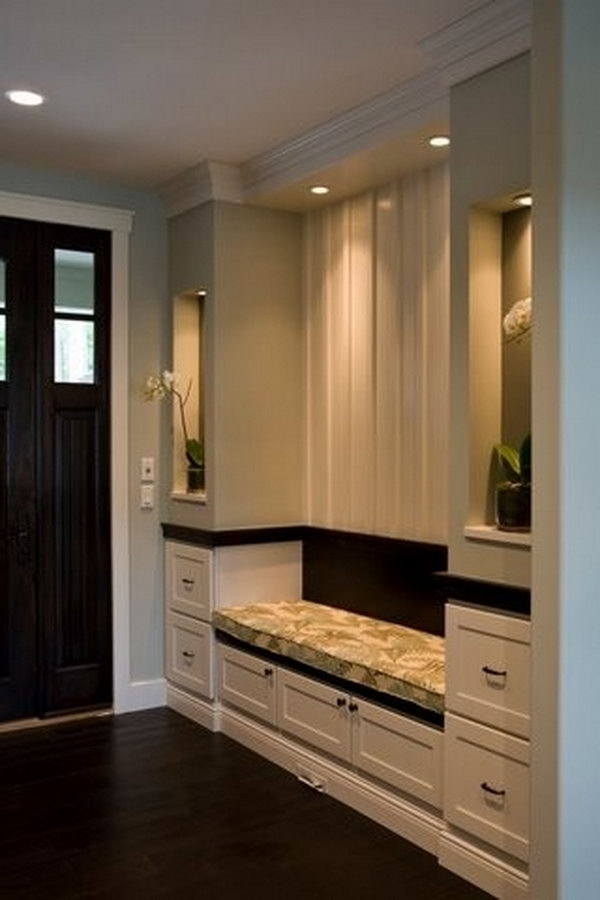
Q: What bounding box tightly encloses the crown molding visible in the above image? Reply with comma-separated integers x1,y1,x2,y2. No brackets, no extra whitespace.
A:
242,70,448,199
159,160,243,218
419,0,531,88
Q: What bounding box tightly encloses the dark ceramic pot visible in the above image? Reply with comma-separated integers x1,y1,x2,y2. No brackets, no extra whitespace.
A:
495,482,531,531
187,465,205,493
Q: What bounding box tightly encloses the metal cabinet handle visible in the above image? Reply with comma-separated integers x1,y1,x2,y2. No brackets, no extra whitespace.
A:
481,781,506,797
348,702,358,713
181,578,195,588
263,667,273,677
182,650,195,659
336,697,347,708
482,665,507,678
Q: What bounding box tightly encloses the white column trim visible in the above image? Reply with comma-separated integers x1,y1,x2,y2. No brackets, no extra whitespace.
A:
0,190,141,714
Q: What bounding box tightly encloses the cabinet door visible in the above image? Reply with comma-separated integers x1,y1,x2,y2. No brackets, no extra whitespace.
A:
444,713,530,862
218,644,277,726
446,603,530,738
350,698,443,808
278,669,351,762
166,541,212,622
166,612,213,699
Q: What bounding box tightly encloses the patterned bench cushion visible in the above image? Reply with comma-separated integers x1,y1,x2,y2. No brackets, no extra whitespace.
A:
213,599,445,714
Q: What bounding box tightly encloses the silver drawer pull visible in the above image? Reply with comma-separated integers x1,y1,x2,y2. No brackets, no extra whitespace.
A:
481,781,506,797
482,665,507,678
181,578,195,589
182,650,195,659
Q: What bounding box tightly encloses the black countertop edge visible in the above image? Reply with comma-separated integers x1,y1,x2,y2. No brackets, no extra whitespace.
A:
215,629,444,729
162,521,447,555
432,572,531,616
161,523,307,547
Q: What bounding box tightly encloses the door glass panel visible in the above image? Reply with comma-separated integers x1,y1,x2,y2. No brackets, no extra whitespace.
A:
54,319,94,384
54,249,94,314
0,259,5,380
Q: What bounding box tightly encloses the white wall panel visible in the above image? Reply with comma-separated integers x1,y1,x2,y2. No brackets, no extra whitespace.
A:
305,164,449,542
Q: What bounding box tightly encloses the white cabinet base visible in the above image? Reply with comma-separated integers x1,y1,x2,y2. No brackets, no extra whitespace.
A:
167,683,219,733
439,829,529,899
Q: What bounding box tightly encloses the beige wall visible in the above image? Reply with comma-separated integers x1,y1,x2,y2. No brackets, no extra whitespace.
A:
164,201,304,530
449,54,532,586
304,165,449,542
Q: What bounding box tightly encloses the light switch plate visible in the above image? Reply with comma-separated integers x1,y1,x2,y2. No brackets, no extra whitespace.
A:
141,456,155,482
140,484,154,509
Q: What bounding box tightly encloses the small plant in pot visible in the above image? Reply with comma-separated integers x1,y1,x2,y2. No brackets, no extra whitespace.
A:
493,434,531,532
144,371,205,493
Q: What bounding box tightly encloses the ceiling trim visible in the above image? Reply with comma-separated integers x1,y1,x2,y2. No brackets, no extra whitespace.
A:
242,70,448,199
159,161,243,218
419,0,531,87
0,190,133,232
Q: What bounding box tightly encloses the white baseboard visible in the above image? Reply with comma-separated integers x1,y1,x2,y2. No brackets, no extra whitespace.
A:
220,705,443,856
167,684,219,732
114,677,167,713
439,829,529,898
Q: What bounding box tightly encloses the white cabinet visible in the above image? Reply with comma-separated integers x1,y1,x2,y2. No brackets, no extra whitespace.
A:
444,602,531,865
445,713,530,862
351,696,443,808
278,669,352,761
165,541,214,701
166,612,213,699
446,604,530,738
218,644,277,726
165,540,212,622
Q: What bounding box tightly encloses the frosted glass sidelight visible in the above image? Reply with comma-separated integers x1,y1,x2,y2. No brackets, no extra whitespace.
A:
54,249,94,315
54,319,94,384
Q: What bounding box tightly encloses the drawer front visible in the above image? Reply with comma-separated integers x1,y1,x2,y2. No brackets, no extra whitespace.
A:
446,603,531,737
444,713,530,862
351,698,443,808
218,644,277,726
166,612,213,699
278,669,351,762
166,541,212,621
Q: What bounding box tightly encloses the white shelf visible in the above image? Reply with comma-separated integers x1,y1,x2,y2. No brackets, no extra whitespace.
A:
464,525,531,547
170,490,207,505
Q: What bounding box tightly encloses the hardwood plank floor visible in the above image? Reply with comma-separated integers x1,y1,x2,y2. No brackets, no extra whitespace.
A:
0,708,491,899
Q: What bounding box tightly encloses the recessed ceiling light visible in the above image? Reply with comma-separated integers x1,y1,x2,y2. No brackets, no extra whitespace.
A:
309,185,330,195
5,89,45,106
513,192,533,207
428,135,450,148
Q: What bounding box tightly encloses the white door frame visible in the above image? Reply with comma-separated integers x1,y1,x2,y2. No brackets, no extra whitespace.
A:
0,190,147,713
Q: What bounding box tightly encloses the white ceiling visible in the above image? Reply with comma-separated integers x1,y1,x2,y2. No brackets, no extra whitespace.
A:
1,0,489,189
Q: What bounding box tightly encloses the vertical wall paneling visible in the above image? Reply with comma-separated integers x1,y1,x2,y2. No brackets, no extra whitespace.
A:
305,164,449,542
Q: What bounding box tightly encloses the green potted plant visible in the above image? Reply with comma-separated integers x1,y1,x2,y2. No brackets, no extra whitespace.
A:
493,434,531,531
145,371,205,493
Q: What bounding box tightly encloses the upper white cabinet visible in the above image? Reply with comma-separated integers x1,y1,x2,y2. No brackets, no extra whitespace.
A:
165,540,212,622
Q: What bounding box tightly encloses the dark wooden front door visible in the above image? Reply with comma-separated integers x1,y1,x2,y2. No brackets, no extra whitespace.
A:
0,216,112,721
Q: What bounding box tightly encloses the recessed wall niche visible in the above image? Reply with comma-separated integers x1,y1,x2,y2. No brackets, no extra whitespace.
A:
171,288,205,500
466,197,532,543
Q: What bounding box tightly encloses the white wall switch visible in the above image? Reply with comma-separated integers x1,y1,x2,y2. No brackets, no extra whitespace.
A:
141,456,155,482
140,484,154,509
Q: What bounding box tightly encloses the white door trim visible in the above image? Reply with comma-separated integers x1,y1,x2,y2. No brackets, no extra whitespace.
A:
0,190,140,713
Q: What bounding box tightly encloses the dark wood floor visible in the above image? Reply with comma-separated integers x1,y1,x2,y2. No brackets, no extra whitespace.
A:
0,708,491,899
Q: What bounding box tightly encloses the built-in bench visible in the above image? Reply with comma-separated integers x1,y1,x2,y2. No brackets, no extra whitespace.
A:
213,599,445,718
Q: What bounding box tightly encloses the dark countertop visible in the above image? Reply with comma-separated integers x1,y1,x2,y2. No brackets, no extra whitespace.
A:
432,572,530,617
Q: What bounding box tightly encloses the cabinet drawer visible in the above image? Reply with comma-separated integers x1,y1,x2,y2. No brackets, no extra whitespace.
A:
351,699,443,808
444,713,529,862
446,603,530,737
218,644,277,726
166,612,213,699
166,541,212,621
278,669,351,762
